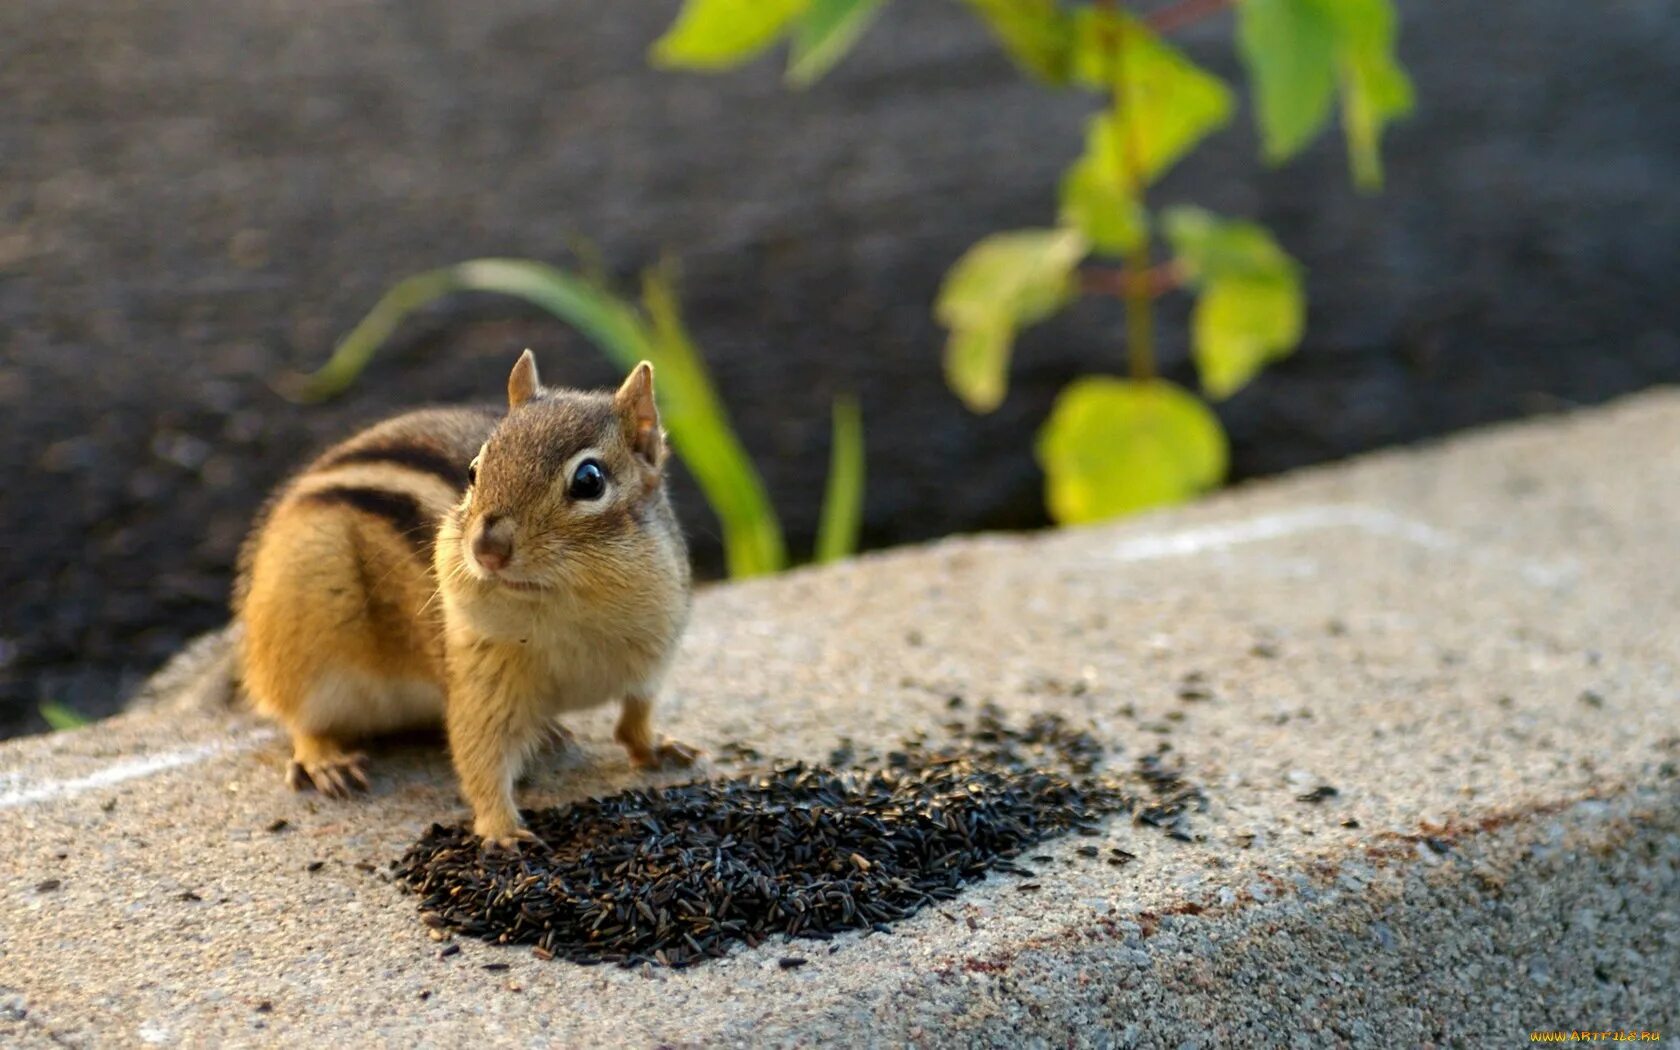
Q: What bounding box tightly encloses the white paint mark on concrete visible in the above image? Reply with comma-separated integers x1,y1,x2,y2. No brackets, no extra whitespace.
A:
0,729,276,812
1104,504,1577,587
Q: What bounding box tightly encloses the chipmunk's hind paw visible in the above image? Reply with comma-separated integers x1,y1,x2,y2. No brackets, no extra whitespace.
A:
631,738,703,772
285,740,371,799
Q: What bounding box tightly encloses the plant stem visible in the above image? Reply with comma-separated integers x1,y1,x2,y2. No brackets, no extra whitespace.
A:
1079,261,1186,299
1105,9,1156,382
1145,0,1235,35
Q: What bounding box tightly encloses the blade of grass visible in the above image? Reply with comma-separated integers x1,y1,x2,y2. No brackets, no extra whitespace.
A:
641,267,788,576
39,701,89,731
282,257,788,578
813,394,864,563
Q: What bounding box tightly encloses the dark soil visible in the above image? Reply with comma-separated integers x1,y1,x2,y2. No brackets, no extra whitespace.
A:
2,1,1677,736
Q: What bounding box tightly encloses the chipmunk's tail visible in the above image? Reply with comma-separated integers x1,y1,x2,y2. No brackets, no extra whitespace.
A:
128,621,247,716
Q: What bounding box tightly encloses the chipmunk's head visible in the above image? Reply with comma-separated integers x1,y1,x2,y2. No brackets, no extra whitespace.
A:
446,350,679,600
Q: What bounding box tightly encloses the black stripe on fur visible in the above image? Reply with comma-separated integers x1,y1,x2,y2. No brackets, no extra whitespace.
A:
320,442,470,490
298,486,436,556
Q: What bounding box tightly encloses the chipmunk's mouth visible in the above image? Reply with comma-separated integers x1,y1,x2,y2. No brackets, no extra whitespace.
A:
497,579,550,593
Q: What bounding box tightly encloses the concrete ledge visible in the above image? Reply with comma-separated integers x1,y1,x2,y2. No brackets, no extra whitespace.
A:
4,391,1679,1047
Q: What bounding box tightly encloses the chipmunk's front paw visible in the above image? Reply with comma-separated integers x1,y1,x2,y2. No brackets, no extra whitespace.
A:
629,738,703,772
285,743,370,799
476,825,547,855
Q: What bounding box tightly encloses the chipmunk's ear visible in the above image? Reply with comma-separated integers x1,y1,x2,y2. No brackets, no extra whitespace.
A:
507,349,542,409
614,361,664,468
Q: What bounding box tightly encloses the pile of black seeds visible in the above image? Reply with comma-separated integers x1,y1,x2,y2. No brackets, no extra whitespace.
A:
393,708,1204,968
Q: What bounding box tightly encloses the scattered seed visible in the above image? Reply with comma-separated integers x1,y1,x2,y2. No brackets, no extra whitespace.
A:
1296,785,1339,804
779,957,807,969
265,819,289,833
436,944,460,959
392,710,1204,969
35,879,61,893
178,891,202,902
255,1001,273,1014
1341,818,1361,829
481,963,509,973
305,861,324,873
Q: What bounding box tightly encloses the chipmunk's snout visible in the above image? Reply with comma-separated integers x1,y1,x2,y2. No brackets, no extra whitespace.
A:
471,514,515,574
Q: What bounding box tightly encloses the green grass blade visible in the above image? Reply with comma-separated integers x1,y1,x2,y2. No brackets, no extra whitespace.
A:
284,255,789,579
641,268,788,577
39,701,89,731
813,394,864,564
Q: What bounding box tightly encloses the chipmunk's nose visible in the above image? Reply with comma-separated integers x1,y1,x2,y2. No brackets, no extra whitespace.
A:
472,515,515,574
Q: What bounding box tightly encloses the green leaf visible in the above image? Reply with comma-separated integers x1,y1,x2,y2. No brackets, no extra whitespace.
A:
1329,0,1413,189
651,0,810,70
1057,115,1148,254
1069,9,1233,185
1234,0,1412,187
1163,206,1296,283
960,0,1075,84
1236,0,1337,163
936,228,1087,412
1164,206,1305,399
40,701,89,731
814,395,865,563
1191,276,1303,399
1036,377,1228,523
787,0,887,86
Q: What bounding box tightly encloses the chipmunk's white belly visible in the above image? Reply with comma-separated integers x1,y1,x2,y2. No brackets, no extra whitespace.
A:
521,610,679,713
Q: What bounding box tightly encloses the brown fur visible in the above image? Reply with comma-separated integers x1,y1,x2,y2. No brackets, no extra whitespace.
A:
235,356,693,843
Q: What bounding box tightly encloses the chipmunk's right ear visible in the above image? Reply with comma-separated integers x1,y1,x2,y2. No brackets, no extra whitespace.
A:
614,361,664,469
507,349,542,409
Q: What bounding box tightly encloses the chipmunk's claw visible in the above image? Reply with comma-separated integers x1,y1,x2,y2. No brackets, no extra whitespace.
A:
286,751,371,799
478,826,547,854
630,738,703,772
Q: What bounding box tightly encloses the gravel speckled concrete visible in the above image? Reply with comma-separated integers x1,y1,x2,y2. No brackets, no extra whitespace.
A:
3,392,1678,1047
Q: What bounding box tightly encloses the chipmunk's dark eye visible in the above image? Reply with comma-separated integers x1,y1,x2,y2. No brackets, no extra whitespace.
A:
467,457,480,487
568,458,606,501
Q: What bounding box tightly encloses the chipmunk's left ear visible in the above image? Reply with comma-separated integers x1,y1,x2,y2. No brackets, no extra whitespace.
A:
614,361,665,468
508,349,542,409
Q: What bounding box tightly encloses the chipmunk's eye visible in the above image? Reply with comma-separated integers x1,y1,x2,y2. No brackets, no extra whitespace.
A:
466,457,480,487
568,458,606,501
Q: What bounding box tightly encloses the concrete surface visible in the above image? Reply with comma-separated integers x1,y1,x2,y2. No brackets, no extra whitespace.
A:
3,391,1679,1048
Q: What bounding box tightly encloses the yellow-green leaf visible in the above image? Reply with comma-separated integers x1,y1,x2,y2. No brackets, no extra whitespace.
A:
1163,206,1295,283
1237,0,1337,163
1329,0,1413,189
1057,114,1148,254
1163,207,1305,400
787,0,887,87
1069,9,1233,186
1191,276,1303,399
1036,377,1228,523
651,0,810,70
961,0,1075,84
936,228,1087,412
1234,0,1412,188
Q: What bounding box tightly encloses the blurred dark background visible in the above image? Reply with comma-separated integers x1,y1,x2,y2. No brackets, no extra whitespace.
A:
1,1,1676,736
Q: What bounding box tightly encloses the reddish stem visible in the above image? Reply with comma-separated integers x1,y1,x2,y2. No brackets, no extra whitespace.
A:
1079,261,1187,300
1145,0,1236,34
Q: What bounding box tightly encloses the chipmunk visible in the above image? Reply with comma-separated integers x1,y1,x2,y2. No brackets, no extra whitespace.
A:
235,351,696,848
